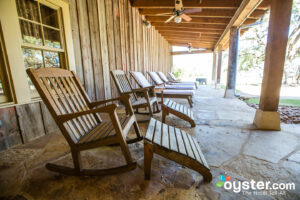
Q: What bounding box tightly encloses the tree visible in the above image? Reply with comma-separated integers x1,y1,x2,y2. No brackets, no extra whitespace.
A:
238,0,300,85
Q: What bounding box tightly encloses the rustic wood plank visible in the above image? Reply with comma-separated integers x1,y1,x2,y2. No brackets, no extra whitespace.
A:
181,131,195,159
187,133,202,163
77,0,95,100
168,125,178,152
87,0,105,101
153,120,162,145
97,0,111,99
0,107,22,151
145,118,156,141
175,128,186,155
16,102,46,143
69,0,83,83
161,123,169,149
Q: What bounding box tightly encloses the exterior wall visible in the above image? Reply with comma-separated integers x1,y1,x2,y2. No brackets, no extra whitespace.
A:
0,0,171,151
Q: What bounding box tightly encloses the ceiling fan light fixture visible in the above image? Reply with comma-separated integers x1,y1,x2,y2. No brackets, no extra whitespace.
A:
174,16,182,23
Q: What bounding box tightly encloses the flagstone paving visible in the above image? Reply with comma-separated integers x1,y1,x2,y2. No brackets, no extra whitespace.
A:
0,86,299,200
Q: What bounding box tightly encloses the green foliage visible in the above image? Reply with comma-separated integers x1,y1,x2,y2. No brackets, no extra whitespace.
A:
173,68,183,78
238,0,300,84
244,98,300,107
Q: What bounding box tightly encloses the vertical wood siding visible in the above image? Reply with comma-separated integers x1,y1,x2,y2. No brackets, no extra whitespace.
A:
69,0,172,100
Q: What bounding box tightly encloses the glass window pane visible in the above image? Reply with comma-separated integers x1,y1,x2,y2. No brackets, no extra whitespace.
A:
22,48,44,69
43,27,61,49
20,20,43,45
44,51,61,68
16,0,40,22
40,4,59,28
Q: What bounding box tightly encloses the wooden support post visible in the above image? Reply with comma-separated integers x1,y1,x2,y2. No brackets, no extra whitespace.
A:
211,51,217,84
254,0,293,130
224,27,239,98
215,47,222,88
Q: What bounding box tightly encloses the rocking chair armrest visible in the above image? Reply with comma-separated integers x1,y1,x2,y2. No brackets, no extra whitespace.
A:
132,88,149,93
89,96,127,108
57,104,118,123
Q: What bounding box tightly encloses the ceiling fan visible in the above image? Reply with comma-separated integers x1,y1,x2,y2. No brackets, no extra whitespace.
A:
187,43,203,52
155,0,203,23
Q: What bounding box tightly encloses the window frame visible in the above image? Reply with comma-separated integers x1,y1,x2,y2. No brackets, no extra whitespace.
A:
0,23,13,104
0,0,75,107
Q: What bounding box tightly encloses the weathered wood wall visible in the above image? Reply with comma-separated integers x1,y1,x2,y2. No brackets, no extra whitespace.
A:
0,0,171,152
70,0,171,100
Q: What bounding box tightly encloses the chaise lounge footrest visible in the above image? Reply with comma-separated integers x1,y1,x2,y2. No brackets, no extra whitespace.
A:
144,118,212,183
162,99,195,127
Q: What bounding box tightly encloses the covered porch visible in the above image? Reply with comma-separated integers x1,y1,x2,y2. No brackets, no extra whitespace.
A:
0,0,299,199
0,86,299,199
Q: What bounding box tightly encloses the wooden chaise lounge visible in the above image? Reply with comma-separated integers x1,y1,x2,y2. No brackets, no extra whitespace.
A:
111,70,160,116
130,71,196,127
148,72,196,90
144,118,212,182
27,68,143,176
157,72,198,89
130,71,195,107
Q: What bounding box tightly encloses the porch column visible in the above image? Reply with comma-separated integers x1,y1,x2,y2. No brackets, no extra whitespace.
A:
211,51,217,84
224,27,239,98
254,0,293,130
215,47,222,88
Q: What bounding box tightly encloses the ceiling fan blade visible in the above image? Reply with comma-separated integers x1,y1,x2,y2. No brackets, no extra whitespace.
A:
175,0,183,11
155,12,174,16
181,14,192,22
183,8,202,14
165,15,176,23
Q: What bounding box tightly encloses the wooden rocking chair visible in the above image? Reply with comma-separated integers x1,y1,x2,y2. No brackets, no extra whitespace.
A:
27,68,143,176
111,70,160,116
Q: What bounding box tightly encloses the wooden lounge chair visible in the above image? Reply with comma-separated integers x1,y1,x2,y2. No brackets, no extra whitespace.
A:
168,72,198,86
110,70,160,116
144,118,212,182
130,71,195,107
157,72,198,89
148,72,196,90
27,68,143,176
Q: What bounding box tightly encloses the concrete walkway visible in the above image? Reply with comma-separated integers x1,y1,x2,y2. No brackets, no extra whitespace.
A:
0,86,299,199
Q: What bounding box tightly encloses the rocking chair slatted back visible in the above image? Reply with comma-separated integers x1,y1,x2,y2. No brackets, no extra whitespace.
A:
111,70,137,103
27,68,101,144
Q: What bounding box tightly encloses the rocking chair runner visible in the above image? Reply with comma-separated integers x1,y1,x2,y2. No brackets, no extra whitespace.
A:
27,68,143,176
110,70,160,116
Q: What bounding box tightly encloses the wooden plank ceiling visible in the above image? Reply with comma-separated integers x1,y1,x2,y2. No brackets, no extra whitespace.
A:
132,0,270,50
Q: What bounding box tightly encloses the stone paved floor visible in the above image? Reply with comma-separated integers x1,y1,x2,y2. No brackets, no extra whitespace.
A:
0,86,299,200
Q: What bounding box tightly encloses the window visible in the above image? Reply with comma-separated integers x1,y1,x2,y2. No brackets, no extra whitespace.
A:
16,0,66,98
0,25,12,104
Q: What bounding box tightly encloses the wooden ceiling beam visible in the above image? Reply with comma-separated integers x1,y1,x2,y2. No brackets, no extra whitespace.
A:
169,42,214,48
215,0,264,49
158,30,222,35
160,32,219,37
165,36,218,40
167,39,216,44
171,49,213,55
132,0,269,9
146,16,231,24
156,27,224,34
141,9,266,19
132,0,243,9
151,22,226,30
160,34,220,39
140,9,236,18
